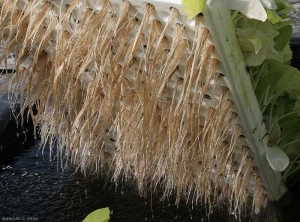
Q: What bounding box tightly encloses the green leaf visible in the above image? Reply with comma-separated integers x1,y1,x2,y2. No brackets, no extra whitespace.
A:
275,97,300,145
236,19,279,66
273,19,293,31
263,115,281,146
255,21,278,48
244,45,268,66
255,61,282,105
266,146,289,172
239,36,260,54
83,207,110,222
228,0,267,22
267,9,281,24
274,0,293,15
274,25,293,52
274,65,300,99
282,44,292,64
181,0,205,20
285,139,300,160
261,0,277,9
256,60,300,103
247,36,262,54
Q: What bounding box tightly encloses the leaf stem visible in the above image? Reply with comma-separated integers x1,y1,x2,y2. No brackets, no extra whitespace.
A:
269,111,299,134
283,152,300,179
231,10,239,22
281,138,300,150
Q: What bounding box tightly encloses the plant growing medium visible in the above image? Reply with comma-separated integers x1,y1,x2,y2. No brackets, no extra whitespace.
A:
0,0,300,220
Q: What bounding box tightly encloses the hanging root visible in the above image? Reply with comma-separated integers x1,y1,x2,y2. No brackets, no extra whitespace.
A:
1,0,269,219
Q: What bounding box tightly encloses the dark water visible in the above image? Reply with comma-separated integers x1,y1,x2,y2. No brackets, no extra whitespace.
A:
2,141,300,222
0,140,247,222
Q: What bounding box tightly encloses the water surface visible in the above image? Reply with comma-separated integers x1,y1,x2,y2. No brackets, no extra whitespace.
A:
0,141,243,222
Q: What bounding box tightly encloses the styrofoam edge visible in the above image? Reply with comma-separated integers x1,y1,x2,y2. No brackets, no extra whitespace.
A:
110,0,184,14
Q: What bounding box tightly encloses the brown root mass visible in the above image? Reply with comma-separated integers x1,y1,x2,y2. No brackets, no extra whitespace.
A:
0,0,269,218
